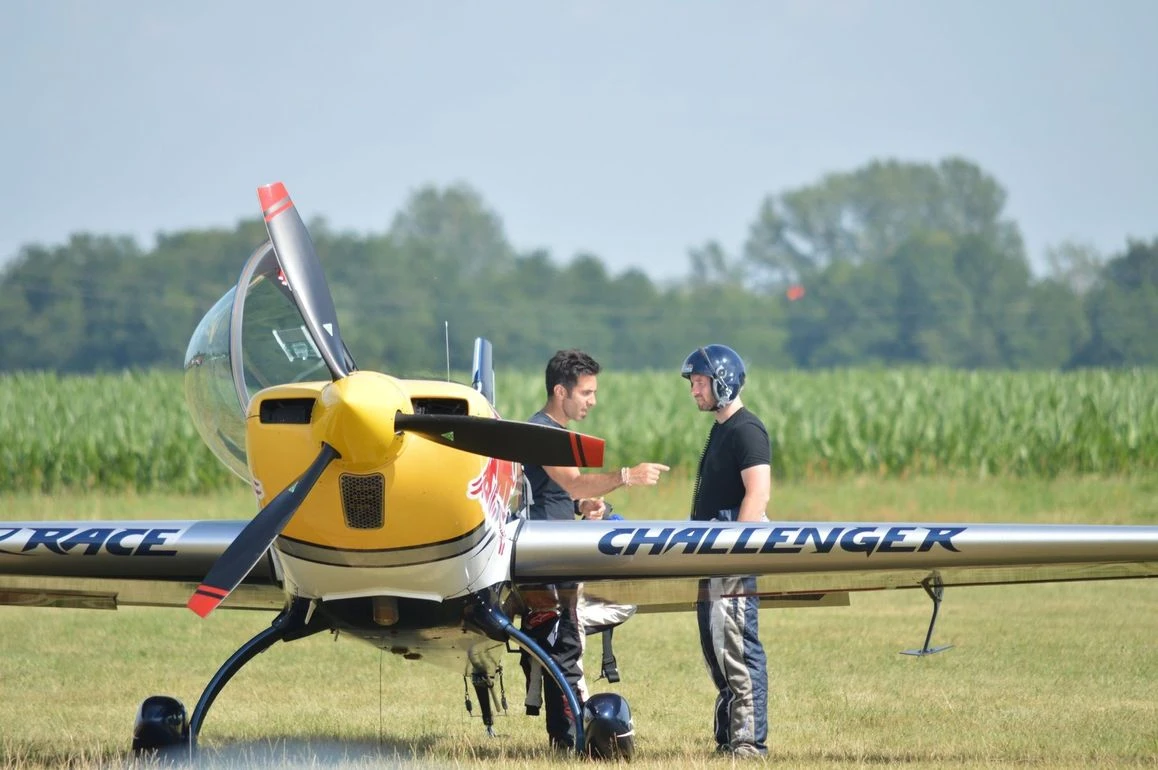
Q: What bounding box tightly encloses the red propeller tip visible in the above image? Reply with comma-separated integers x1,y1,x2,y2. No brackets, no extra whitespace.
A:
574,434,605,468
257,183,293,221
187,585,228,618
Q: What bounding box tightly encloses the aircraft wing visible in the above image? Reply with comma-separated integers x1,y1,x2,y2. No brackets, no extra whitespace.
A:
510,519,1158,613
0,520,283,611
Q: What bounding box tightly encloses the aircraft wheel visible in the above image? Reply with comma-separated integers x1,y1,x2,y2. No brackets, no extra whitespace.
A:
132,695,188,755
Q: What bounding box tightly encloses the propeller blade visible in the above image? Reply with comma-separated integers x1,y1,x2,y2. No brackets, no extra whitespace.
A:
395,413,605,467
258,182,354,380
187,443,339,618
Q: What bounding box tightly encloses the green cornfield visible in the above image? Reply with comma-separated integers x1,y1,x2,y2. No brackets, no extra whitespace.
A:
1,368,1155,494
0,370,219,494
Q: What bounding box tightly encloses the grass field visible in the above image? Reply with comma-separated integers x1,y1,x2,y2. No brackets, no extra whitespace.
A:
2,475,1156,769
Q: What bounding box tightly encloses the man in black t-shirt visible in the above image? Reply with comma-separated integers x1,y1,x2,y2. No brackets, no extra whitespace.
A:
521,349,669,751
682,344,771,759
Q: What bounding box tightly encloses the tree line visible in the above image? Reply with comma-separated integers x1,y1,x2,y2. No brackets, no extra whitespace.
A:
1,156,1155,375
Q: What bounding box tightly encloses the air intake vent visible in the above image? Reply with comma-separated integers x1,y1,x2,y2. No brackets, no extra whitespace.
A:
259,398,315,424
339,473,385,529
411,397,469,416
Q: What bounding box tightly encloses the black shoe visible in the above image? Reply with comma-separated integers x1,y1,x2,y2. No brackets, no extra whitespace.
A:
549,737,575,754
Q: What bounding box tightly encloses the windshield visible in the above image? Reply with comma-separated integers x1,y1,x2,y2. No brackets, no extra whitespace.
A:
183,240,343,481
184,287,249,481
239,269,331,396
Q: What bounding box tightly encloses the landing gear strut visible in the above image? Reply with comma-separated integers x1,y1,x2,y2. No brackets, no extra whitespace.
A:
465,593,634,760
132,597,327,756
466,596,587,754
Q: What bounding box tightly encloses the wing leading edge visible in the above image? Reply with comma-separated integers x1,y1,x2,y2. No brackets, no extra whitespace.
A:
511,519,1158,613
0,520,283,611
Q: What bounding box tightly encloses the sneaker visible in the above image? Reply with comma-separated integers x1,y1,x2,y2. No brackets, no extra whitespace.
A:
729,743,766,760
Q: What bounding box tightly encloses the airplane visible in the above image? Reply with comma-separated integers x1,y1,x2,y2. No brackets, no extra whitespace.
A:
2,181,1158,761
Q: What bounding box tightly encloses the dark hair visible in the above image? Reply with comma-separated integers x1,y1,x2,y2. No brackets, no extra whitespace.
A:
545,349,601,397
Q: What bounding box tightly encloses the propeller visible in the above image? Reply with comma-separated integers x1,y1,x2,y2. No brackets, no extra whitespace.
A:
187,181,607,618
396,413,604,467
258,182,354,380
187,443,339,618
187,183,350,618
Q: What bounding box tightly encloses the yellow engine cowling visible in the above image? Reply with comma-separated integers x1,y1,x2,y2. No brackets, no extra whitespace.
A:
245,373,503,551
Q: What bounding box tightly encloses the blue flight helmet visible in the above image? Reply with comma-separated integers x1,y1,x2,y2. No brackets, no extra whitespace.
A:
680,344,746,410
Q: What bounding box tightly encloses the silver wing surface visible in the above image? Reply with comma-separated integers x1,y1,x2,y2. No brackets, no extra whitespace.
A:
0,520,283,611
511,519,1158,613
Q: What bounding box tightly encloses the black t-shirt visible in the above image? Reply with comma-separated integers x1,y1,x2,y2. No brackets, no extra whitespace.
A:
691,407,771,522
524,410,576,521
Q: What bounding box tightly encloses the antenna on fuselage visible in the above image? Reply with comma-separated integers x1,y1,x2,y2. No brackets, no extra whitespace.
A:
444,321,451,382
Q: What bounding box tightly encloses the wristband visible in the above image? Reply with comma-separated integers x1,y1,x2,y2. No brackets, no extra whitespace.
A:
620,467,630,486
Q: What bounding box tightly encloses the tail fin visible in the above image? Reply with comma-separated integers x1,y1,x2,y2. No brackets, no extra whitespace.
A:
472,337,496,406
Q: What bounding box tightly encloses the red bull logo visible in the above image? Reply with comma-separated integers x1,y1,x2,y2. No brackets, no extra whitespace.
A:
467,458,520,554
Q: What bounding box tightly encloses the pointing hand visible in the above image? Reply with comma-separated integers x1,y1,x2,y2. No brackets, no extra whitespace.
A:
625,462,670,487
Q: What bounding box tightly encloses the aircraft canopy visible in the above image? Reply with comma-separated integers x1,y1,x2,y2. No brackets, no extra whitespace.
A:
182,241,337,482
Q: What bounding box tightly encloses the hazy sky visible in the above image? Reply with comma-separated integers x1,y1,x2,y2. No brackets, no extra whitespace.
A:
2,0,1155,281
